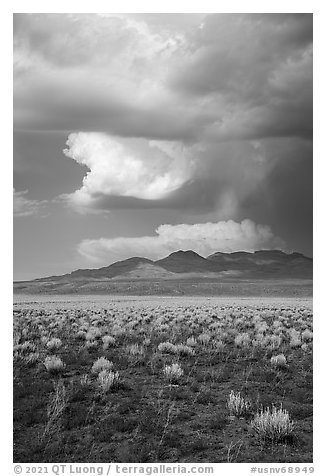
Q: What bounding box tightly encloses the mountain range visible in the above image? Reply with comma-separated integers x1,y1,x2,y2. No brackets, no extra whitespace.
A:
14,249,312,295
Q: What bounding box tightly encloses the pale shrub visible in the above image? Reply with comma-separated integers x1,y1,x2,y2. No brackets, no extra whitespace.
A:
76,330,87,340
255,322,268,334
156,323,170,333
175,344,195,356
234,317,244,329
111,325,125,337
158,342,178,354
125,343,145,357
289,328,300,339
163,363,184,383
213,340,225,352
98,370,120,392
24,352,40,365
254,333,266,347
86,327,101,341
270,354,287,368
289,329,301,348
301,329,313,342
197,333,211,345
46,338,62,351
186,336,197,347
227,390,251,417
41,336,49,345
273,326,284,336
44,355,65,374
85,339,98,350
273,320,283,329
20,341,36,354
91,357,114,374
269,335,282,350
234,333,251,348
251,405,294,442
290,337,302,348
102,335,116,350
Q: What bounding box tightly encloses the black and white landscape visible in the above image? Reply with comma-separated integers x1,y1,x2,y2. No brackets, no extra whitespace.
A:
13,13,313,465
14,249,312,295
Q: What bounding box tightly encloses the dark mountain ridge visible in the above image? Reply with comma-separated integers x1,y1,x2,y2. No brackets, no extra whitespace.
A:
16,249,312,283
69,257,154,279
155,250,216,273
14,249,312,295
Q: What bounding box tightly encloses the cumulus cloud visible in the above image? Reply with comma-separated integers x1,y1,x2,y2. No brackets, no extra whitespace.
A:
13,189,47,217
62,133,194,208
61,131,285,214
78,219,285,263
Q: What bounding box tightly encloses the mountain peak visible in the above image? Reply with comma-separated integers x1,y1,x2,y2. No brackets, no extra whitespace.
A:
155,249,210,273
169,250,204,258
14,249,313,294
114,256,153,264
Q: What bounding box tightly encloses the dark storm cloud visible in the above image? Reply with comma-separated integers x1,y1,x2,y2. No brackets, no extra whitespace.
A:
59,136,292,220
60,179,222,213
56,131,277,214
14,13,137,67
14,13,200,141
14,13,312,143
14,80,205,142
258,142,313,255
173,14,312,98
228,138,313,256
171,14,312,142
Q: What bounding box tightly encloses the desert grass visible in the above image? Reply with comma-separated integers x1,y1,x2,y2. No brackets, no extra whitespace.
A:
251,405,294,443
13,299,312,463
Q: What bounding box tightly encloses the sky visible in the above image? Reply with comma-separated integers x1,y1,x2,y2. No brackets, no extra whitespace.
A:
13,13,313,280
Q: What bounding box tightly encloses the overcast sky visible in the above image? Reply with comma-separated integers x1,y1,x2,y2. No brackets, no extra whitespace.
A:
13,13,313,280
